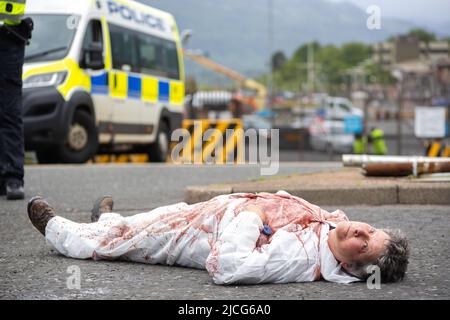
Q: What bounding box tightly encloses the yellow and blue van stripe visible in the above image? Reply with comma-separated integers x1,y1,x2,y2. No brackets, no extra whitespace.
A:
89,70,183,104
127,75,141,99
90,73,109,95
23,57,184,105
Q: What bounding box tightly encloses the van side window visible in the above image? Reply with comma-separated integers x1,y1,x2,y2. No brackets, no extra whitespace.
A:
137,33,159,73
339,103,351,112
109,23,139,72
108,22,179,79
137,33,179,79
164,40,180,80
81,20,103,67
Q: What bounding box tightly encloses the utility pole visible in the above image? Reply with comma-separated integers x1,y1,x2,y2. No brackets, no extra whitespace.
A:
396,78,403,155
307,42,315,94
391,69,404,155
267,0,274,110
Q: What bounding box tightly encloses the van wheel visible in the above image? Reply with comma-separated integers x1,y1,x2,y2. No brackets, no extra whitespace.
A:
148,121,169,162
58,110,98,163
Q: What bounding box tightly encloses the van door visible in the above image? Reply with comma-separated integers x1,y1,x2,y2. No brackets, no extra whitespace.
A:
136,32,181,134
80,19,113,144
136,32,161,137
108,23,142,142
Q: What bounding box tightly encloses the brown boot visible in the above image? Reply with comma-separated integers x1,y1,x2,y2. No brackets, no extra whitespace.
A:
27,197,56,236
91,195,114,222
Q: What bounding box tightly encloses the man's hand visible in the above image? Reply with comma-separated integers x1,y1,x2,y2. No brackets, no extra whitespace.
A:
243,204,267,224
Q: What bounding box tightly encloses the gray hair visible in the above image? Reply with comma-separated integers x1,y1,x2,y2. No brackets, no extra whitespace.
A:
348,229,410,283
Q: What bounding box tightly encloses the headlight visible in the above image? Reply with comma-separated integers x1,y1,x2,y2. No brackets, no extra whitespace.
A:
23,71,67,89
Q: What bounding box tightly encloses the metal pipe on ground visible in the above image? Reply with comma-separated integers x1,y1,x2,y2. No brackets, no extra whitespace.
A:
342,154,450,167
362,161,450,177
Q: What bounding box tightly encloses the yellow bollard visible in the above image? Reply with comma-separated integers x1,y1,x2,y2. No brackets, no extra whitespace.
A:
178,119,243,164
427,141,441,157
442,145,450,157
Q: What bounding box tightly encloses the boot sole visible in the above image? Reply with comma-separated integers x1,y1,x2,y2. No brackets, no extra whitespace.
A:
91,195,114,222
7,193,25,200
27,196,44,215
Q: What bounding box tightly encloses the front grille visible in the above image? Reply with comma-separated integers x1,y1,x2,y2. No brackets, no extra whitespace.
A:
24,103,57,117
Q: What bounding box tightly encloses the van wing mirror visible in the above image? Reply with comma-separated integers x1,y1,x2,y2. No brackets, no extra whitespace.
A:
82,42,105,70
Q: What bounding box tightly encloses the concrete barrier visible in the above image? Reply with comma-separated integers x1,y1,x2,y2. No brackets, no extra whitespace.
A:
184,168,450,205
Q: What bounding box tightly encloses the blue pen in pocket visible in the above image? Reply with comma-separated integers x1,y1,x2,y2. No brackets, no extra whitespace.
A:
262,224,272,236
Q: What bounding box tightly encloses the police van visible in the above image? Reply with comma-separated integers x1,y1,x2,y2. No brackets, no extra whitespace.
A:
22,0,185,163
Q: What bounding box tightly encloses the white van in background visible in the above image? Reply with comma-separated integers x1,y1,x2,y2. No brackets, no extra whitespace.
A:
322,97,363,120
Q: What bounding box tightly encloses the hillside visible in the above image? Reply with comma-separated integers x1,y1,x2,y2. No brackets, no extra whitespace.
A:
139,0,416,83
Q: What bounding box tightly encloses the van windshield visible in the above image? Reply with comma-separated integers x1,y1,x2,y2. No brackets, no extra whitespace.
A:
25,14,77,63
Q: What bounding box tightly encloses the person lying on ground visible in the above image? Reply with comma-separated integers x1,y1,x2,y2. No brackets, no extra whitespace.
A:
27,190,409,285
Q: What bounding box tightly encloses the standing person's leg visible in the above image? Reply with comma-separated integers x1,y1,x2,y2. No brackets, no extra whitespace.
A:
0,38,11,197
0,75,5,196
0,36,26,200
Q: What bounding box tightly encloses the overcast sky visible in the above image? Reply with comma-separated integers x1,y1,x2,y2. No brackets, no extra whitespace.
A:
329,0,450,24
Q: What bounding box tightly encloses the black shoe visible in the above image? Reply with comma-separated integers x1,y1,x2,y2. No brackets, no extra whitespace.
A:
91,195,114,222
27,196,56,236
6,180,24,200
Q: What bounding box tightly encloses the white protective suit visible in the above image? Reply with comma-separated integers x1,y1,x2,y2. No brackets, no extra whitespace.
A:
45,190,361,284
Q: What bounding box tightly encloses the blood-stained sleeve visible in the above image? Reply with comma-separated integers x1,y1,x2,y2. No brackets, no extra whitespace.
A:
205,211,317,284
322,209,349,224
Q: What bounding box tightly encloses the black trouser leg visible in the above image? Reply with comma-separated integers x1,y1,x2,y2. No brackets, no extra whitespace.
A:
0,40,25,186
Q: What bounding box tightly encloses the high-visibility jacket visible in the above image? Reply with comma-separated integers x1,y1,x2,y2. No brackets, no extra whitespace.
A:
370,129,387,155
353,136,368,154
0,0,26,26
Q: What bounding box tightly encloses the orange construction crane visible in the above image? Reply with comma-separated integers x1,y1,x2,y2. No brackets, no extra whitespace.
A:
183,49,267,110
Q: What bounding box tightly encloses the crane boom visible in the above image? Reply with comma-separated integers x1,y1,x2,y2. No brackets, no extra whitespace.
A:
184,50,246,82
183,49,267,109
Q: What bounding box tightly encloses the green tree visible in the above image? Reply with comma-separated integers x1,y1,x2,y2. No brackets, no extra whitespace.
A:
364,62,396,85
266,41,372,93
408,28,437,42
317,45,344,92
271,51,287,72
292,42,321,63
340,42,370,67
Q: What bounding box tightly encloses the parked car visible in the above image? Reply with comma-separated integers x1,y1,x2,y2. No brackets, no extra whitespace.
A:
320,97,363,120
242,114,272,139
308,118,354,154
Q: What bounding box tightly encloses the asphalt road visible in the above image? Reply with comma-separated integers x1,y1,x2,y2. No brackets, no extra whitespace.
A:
0,163,449,300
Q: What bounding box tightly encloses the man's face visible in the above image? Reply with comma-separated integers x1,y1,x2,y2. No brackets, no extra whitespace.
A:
331,221,390,265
